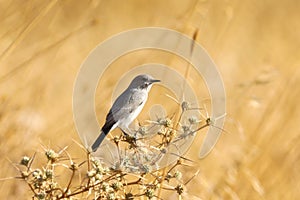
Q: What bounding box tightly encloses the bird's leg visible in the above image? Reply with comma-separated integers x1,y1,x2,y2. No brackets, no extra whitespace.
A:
120,128,137,148
120,128,130,139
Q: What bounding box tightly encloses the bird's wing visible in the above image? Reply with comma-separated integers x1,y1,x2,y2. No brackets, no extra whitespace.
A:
100,93,130,134
108,89,145,120
95,90,146,151
101,109,116,134
123,89,146,113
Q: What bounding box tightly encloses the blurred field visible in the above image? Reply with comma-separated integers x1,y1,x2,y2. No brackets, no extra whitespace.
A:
1,0,300,199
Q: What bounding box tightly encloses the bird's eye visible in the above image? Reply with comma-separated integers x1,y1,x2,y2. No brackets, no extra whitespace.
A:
142,83,149,89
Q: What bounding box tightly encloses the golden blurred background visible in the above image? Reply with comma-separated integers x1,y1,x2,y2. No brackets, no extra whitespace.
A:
1,0,300,199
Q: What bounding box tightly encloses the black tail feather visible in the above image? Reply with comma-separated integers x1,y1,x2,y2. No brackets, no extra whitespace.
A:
91,111,116,152
91,131,107,152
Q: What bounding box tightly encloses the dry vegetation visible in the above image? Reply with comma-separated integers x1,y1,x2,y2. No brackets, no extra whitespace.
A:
1,0,300,199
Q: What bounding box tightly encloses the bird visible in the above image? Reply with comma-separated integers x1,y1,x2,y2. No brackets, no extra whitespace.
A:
91,74,160,152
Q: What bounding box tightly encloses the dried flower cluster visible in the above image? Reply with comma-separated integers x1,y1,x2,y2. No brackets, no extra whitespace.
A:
94,101,211,174
15,101,211,199
16,149,196,199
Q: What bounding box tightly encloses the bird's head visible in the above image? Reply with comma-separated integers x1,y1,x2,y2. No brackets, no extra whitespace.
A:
129,74,160,91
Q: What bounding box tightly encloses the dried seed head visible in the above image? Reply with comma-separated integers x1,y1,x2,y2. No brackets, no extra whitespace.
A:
206,117,212,125
70,162,78,170
188,116,198,124
167,130,175,137
35,192,46,200
107,193,116,200
157,118,172,127
111,182,123,191
181,101,189,111
45,149,58,162
145,188,154,199
32,169,43,180
125,193,134,200
181,125,190,133
92,159,101,167
20,156,30,167
157,127,166,135
97,165,106,174
102,182,111,192
165,118,172,127
92,159,109,174
165,172,173,182
160,147,167,154
174,170,182,180
95,173,103,181
175,184,184,195
44,169,53,179
138,126,147,135
152,180,160,190
32,169,45,189
87,169,96,178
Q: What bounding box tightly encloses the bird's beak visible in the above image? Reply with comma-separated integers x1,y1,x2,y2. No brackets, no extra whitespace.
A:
150,79,160,83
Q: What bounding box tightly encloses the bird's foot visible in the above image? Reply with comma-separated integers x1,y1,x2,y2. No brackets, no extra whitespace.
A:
121,130,138,148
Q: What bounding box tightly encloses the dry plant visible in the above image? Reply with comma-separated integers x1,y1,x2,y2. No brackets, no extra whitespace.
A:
9,29,216,199
11,99,213,200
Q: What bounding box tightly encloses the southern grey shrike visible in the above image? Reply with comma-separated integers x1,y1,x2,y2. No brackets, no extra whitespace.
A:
91,74,160,152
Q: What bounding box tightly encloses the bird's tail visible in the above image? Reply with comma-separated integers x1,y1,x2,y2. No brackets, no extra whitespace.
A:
91,130,107,152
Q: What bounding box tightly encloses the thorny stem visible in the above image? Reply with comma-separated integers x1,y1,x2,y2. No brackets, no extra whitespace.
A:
157,29,199,199
62,172,121,198
17,146,198,200
87,151,91,171
125,178,142,186
26,179,38,196
16,93,211,200
167,159,181,174
62,167,76,197
192,119,210,133
86,151,92,188
60,174,116,199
